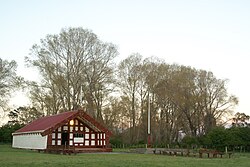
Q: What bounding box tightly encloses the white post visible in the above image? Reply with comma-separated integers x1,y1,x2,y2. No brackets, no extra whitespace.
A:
148,93,150,135
147,92,151,147
80,85,83,106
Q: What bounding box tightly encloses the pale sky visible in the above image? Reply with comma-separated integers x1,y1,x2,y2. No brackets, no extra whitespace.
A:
0,0,250,116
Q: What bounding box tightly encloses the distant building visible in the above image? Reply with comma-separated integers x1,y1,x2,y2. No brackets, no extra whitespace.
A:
12,110,112,153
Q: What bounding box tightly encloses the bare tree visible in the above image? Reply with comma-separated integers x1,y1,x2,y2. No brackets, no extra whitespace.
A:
117,53,143,143
155,65,238,137
196,70,238,134
26,27,118,119
0,59,23,108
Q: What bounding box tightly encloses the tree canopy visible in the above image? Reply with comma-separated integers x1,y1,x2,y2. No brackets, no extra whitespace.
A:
0,27,241,146
0,58,23,110
26,27,118,120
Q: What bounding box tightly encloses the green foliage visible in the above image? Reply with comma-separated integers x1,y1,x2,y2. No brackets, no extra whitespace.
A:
205,127,229,150
238,127,250,146
0,123,23,143
226,127,244,147
201,126,250,151
8,106,43,124
137,140,145,145
181,136,199,148
176,126,250,152
110,136,123,146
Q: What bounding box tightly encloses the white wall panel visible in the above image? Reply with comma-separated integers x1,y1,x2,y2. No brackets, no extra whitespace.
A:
91,134,95,139
74,137,84,143
58,133,61,139
70,133,73,139
12,134,47,150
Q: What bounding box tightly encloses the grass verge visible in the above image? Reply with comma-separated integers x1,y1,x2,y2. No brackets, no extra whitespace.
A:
0,145,249,167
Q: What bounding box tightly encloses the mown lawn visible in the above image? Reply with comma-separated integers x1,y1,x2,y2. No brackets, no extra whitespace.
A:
0,145,249,167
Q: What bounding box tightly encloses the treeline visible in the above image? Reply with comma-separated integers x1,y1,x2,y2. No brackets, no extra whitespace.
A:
0,123,23,143
204,126,250,151
0,27,239,146
182,126,250,152
110,126,250,152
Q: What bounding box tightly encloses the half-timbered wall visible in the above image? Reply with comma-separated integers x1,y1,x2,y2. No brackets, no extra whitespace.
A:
50,118,106,147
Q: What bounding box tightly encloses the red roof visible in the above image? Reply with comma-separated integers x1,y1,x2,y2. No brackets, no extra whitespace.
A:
13,110,111,136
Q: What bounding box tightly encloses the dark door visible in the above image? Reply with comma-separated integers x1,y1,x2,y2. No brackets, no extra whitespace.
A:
61,132,69,146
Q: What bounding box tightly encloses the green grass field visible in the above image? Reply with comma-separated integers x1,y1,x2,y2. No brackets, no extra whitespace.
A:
0,145,249,167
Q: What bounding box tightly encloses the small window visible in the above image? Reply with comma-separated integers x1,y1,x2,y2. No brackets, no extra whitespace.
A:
85,134,89,139
74,133,84,137
91,134,95,139
52,133,56,139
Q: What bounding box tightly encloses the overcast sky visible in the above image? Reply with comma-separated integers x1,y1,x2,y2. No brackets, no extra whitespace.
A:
1,0,250,115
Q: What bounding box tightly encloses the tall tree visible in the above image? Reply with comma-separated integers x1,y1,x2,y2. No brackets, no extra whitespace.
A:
152,64,238,141
0,58,23,120
26,27,118,119
153,64,181,144
196,70,238,134
117,53,143,143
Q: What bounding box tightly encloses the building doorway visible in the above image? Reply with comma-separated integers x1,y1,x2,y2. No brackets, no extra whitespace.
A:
61,132,69,146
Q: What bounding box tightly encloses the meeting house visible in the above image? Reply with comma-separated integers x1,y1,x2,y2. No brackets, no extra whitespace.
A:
12,110,112,153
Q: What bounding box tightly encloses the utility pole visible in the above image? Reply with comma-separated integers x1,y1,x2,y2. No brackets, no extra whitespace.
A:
79,85,83,108
147,92,151,148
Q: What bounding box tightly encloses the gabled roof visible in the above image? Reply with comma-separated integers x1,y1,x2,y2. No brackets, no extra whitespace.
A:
13,110,112,136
